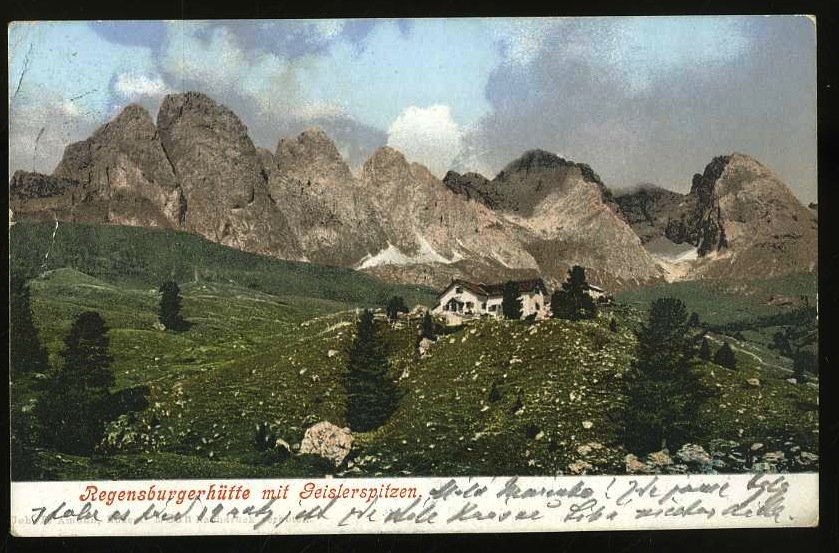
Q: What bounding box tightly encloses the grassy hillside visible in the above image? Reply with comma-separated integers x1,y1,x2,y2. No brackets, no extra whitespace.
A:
13,269,818,480
10,221,435,307
9,221,818,479
616,275,819,373
616,274,817,327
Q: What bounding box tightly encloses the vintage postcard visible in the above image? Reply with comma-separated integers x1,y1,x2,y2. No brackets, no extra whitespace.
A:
8,16,818,536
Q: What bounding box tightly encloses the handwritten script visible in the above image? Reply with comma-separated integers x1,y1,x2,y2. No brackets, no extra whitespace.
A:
12,473,817,536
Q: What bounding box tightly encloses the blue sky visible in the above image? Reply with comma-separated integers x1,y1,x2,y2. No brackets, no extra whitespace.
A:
8,17,817,202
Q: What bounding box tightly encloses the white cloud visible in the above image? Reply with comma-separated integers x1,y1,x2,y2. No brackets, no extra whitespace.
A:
114,73,168,98
9,96,102,178
387,105,463,177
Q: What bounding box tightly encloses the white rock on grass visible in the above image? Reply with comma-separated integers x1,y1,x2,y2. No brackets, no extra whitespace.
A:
567,460,593,475
675,444,712,466
299,421,354,467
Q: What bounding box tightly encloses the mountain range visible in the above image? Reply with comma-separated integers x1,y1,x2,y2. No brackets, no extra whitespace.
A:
9,91,818,291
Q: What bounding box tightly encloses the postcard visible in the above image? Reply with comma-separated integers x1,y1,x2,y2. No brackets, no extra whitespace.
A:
8,16,819,536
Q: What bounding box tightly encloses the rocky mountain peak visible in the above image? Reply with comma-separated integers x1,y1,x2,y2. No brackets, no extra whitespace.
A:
442,170,498,208
49,99,181,229
497,149,604,187
360,146,413,186
92,103,157,142
157,92,251,142
614,184,688,244
367,146,408,166
275,127,352,184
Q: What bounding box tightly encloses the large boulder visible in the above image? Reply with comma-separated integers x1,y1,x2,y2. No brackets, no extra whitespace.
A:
299,421,354,467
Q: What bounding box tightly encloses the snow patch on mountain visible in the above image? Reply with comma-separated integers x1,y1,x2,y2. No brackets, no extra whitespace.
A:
356,235,456,269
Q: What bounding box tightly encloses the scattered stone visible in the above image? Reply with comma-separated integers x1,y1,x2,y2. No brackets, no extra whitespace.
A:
786,378,797,385
625,454,651,474
153,321,166,331
798,451,819,465
647,450,674,468
567,460,593,475
582,420,593,429
676,444,712,466
299,421,354,467
327,349,339,358
418,337,435,358
751,462,774,473
762,451,785,464
750,442,764,451
746,378,761,387
577,444,593,456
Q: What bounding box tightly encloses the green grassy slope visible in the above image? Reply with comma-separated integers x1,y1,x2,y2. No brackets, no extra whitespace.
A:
616,275,819,373
10,221,435,307
15,270,818,479
9,221,818,479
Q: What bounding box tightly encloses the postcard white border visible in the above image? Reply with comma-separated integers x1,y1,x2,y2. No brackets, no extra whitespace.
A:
10,473,818,536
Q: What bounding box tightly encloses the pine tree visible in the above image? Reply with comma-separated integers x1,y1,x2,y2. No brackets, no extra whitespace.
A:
501,281,523,320
420,311,436,341
385,296,408,321
687,312,701,328
9,275,49,376
713,342,737,369
623,298,704,454
698,337,711,361
36,311,116,454
159,280,187,331
345,309,400,432
550,265,597,320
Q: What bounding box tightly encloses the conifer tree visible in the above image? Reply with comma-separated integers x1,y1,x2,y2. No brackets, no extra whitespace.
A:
345,310,399,432
698,337,712,361
501,281,523,320
420,311,436,341
9,275,49,376
550,265,597,320
159,280,187,331
37,311,115,454
385,296,408,321
623,298,704,454
713,342,737,369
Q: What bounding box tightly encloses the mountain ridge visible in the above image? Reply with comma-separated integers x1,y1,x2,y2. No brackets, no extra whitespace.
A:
9,91,816,290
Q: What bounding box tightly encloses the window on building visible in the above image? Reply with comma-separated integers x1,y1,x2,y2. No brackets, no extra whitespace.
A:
535,303,540,311
455,286,463,294
489,305,497,312
481,302,487,310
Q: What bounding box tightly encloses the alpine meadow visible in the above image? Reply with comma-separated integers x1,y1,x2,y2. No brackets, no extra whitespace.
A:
9,17,818,481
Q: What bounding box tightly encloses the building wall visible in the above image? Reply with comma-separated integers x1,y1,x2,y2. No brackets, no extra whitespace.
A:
434,285,548,319
433,286,487,316
520,291,547,317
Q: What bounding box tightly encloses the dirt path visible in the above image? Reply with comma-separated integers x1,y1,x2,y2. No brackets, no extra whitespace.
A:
705,333,791,373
